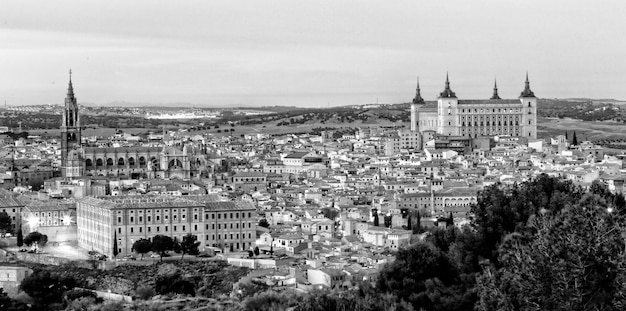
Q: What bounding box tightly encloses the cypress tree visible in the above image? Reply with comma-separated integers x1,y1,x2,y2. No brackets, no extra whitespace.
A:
113,232,119,258
17,226,23,247
407,215,412,230
373,213,380,226
572,132,578,146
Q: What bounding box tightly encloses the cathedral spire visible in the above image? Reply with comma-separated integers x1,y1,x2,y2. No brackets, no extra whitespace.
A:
67,69,75,98
412,76,424,104
439,72,456,98
490,78,501,100
520,71,535,97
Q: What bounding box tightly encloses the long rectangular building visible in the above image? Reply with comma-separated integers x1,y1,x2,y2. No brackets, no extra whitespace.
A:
77,195,256,258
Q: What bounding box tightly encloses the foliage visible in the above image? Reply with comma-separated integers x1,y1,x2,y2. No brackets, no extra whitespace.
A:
470,174,584,266
20,270,76,306
243,290,301,311
133,238,152,260
152,235,175,261
258,218,270,228
0,288,29,311
476,194,626,311
113,232,118,258
23,231,48,248
0,211,12,233
373,213,379,226
16,226,23,247
321,208,339,220
377,242,474,311
180,234,201,260
135,286,156,300
155,273,195,296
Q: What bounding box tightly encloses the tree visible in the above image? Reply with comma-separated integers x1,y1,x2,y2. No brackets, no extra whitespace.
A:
254,246,260,256
383,215,392,228
23,231,47,250
180,234,200,260
20,270,76,306
16,226,23,247
378,242,472,310
476,194,626,310
0,212,12,233
152,235,175,262
447,211,454,226
113,232,119,258
572,131,578,145
132,238,152,260
373,213,379,226
321,207,339,220
258,218,270,228
406,215,412,230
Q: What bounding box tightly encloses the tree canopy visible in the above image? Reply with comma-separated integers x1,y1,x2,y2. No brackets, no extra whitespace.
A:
132,238,152,260
179,234,200,260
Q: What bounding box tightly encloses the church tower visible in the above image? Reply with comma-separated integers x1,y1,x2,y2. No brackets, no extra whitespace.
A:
437,73,459,136
61,70,82,177
519,72,537,139
410,76,424,132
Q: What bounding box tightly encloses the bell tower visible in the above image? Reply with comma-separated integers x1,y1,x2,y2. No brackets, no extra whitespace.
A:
61,70,82,177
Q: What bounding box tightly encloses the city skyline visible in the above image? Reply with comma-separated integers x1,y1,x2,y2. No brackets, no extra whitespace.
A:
2,1,625,107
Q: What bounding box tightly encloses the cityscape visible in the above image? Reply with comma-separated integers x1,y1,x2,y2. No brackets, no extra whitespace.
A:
2,1,626,311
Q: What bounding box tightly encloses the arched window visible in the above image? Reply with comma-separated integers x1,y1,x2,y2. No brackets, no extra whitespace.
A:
118,158,125,166
86,159,93,167
139,157,146,166
96,158,103,166
128,157,135,166
106,158,114,166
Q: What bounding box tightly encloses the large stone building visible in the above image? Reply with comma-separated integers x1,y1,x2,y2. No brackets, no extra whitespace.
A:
58,73,213,181
76,195,256,257
410,74,538,140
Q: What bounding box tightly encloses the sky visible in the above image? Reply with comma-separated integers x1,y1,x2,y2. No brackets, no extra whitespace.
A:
1,1,625,107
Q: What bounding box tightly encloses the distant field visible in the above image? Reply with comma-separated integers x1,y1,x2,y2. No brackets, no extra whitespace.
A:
538,117,626,141
29,127,154,138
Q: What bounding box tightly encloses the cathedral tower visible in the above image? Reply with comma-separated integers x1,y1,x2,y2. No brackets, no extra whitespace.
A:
61,70,82,177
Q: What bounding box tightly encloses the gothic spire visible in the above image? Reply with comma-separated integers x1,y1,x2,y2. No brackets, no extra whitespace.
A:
520,71,535,97
412,76,424,104
439,72,456,98
67,69,75,98
490,78,501,100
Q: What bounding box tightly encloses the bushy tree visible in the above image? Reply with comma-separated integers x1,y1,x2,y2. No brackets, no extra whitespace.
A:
377,242,473,310
258,218,270,228
470,174,584,266
151,235,174,262
20,270,76,306
155,273,195,296
0,212,12,233
23,231,48,249
476,193,626,310
180,234,200,260
132,238,152,260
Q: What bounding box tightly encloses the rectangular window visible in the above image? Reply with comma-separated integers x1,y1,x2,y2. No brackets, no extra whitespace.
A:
130,227,134,233
194,225,197,231
148,227,151,233
212,224,215,230
174,226,177,231
130,216,134,222
165,226,168,232
139,227,143,233
156,215,160,221
118,228,122,234
118,217,122,223
182,225,186,231
157,226,160,232
147,216,151,222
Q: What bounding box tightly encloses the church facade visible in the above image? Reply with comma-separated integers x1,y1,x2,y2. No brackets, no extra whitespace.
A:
59,74,213,180
410,74,537,139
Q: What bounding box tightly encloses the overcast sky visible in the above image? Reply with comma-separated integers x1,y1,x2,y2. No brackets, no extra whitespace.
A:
1,1,625,107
